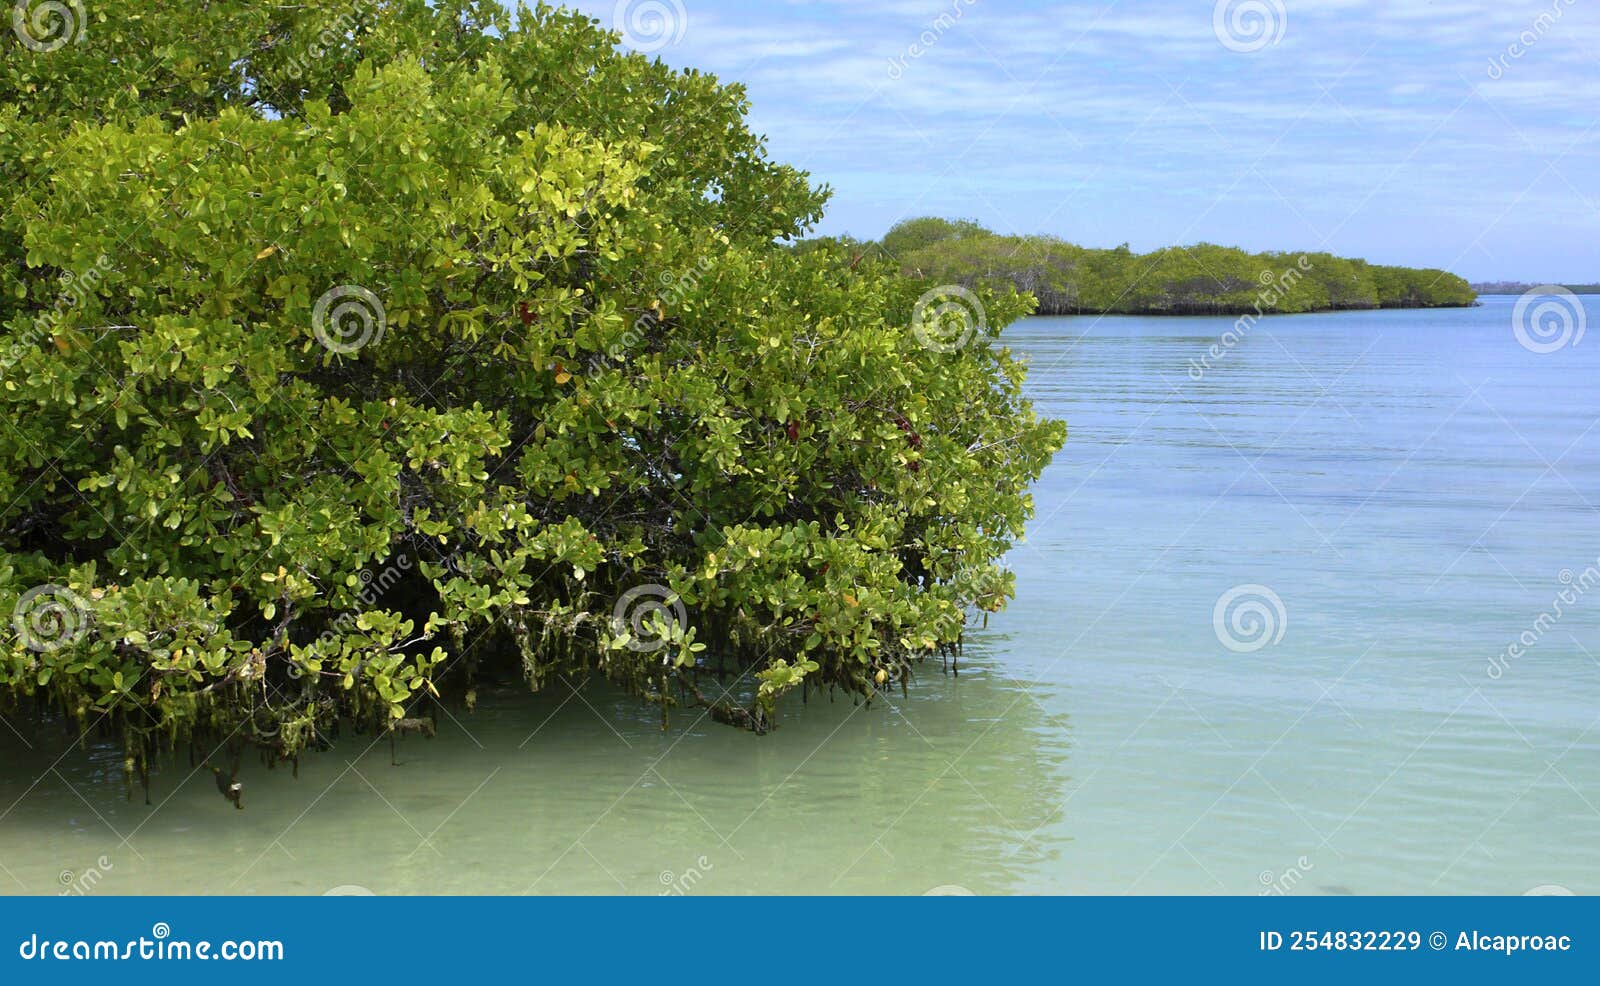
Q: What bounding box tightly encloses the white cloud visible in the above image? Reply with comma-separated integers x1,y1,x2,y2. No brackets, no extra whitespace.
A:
547,0,1600,279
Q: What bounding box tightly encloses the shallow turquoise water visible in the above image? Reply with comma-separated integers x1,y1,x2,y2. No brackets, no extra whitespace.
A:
2,295,1596,895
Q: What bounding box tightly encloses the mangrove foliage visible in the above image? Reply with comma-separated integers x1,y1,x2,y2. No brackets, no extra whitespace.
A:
0,2,1065,796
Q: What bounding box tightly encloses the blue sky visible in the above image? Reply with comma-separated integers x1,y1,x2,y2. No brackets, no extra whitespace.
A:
564,0,1599,281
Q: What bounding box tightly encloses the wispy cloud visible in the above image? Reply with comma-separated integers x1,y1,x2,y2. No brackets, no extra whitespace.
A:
566,0,1600,280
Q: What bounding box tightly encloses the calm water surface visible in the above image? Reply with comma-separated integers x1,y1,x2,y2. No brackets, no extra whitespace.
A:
3,295,1597,895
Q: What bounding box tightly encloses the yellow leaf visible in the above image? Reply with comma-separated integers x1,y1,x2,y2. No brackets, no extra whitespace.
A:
554,370,572,385
255,245,278,260
842,593,858,607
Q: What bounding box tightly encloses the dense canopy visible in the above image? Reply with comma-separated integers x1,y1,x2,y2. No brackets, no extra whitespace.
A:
838,217,1478,315
0,2,1064,794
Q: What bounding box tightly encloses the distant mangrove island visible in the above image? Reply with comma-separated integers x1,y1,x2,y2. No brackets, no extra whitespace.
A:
807,217,1478,316
1470,281,1600,295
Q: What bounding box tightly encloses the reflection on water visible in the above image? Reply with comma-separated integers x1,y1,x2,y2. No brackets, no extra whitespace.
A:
0,656,1069,896
2,296,1597,894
